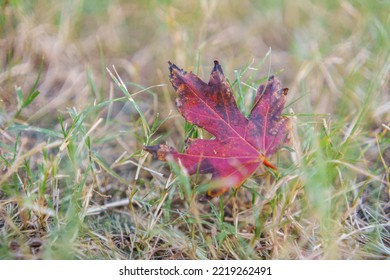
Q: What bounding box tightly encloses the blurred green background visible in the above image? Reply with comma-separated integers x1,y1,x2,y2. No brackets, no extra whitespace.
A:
0,0,389,259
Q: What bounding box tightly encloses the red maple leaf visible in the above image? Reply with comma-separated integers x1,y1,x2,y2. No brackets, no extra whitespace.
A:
144,61,290,198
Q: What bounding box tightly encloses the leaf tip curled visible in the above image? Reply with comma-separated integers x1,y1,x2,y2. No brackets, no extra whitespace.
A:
143,144,175,161
169,61,187,91
168,61,186,78
212,60,224,75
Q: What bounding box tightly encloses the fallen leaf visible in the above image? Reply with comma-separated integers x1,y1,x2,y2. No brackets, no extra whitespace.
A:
144,61,290,197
